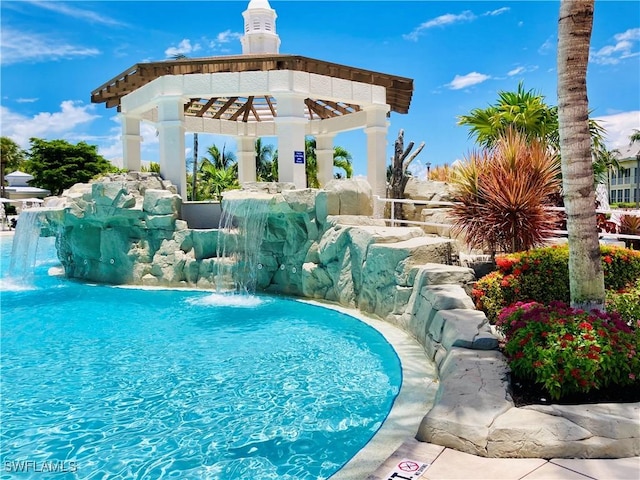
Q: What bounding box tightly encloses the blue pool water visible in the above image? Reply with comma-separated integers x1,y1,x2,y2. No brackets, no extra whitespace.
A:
0,236,402,479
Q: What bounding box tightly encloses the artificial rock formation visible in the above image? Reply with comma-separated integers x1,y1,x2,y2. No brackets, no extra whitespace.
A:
37,172,639,460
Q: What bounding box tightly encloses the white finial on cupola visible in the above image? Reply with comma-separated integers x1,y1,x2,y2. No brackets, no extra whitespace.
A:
241,0,280,54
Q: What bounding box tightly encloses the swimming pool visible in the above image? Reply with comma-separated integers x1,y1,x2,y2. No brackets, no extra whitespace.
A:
0,236,402,479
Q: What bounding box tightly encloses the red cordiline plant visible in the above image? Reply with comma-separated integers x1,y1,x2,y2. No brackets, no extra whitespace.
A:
449,129,562,256
498,301,640,400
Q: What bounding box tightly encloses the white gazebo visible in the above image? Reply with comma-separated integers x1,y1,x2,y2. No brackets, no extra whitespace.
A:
3,170,50,201
91,0,414,212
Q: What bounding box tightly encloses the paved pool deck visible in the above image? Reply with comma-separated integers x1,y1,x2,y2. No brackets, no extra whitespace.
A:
317,301,640,480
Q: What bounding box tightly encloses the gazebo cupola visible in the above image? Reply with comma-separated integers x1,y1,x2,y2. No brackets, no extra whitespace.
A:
241,0,280,54
91,1,414,214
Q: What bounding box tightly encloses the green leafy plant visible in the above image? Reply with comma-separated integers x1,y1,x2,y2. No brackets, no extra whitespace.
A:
498,301,639,400
449,129,562,255
473,244,640,322
606,279,640,324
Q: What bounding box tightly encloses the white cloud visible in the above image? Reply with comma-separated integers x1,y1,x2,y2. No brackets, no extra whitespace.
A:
215,30,242,44
25,0,126,27
0,28,100,65
0,101,100,148
483,7,510,16
403,11,476,41
591,28,640,65
507,66,525,76
538,35,555,55
208,30,243,53
164,39,201,58
16,98,39,103
447,72,490,90
593,111,640,149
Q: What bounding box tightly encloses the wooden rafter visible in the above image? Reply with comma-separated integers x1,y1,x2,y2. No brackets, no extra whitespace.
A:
184,98,199,112
250,104,260,121
213,97,239,119
323,100,351,116
196,97,218,117
305,99,331,119
264,96,276,117
243,96,254,122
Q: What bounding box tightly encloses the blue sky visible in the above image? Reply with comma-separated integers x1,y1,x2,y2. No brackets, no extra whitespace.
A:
1,0,639,179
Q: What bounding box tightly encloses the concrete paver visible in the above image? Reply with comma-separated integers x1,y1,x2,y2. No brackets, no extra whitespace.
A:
550,457,640,480
364,440,640,480
421,448,547,480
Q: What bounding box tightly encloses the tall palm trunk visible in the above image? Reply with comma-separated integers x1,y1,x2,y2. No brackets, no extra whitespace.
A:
192,133,198,200
557,0,604,311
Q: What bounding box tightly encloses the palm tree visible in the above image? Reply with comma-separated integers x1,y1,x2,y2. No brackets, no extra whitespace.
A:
303,137,353,187
191,133,199,200
557,0,605,311
458,82,606,158
255,138,275,181
198,161,239,201
631,129,640,208
305,137,320,188
458,82,559,149
592,147,620,187
207,144,237,171
0,137,26,198
332,146,353,179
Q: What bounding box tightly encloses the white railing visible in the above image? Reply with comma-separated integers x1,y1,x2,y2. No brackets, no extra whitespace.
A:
375,196,640,243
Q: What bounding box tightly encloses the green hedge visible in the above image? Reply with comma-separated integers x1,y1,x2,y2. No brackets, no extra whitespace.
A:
473,244,640,322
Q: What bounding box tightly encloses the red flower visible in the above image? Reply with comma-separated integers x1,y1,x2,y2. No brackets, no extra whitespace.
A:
603,255,613,264
578,322,593,331
562,333,574,341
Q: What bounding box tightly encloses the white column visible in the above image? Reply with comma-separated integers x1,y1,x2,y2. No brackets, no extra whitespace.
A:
274,93,307,188
364,104,390,218
157,96,187,199
237,136,256,184
316,133,335,187
120,114,142,171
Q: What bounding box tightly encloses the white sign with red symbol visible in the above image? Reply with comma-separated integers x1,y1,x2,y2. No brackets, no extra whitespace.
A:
384,458,431,479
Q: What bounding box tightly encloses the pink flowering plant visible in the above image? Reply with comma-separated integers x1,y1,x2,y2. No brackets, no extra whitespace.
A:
498,301,640,400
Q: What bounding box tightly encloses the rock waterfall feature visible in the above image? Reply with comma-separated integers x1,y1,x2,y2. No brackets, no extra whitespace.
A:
33,172,638,460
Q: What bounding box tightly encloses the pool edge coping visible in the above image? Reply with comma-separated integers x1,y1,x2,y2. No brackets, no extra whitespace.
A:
299,299,439,480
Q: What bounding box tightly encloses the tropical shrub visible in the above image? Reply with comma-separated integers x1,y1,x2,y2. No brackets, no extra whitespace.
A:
449,129,562,255
606,279,640,324
498,301,639,400
473,244,640,322
428,163,454,182
620,214,640,250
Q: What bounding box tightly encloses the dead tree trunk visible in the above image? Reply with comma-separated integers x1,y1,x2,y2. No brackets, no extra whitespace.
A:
388,129,425,222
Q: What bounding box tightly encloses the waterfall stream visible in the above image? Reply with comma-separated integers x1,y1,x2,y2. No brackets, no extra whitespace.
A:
215,196,270,294
9,209,45,280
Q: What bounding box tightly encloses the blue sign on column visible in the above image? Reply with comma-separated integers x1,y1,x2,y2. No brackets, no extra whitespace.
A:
294,151,305,164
